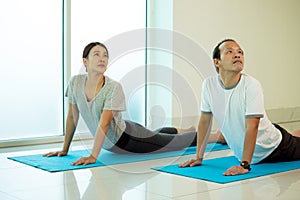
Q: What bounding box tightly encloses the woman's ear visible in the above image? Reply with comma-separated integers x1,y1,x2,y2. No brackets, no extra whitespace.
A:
83,58,88,72
83,58,87,66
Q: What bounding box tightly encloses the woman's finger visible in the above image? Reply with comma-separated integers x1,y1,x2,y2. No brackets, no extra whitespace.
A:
189,159,201,167
179,159,201,167
43,152,58,157
178,160,192,167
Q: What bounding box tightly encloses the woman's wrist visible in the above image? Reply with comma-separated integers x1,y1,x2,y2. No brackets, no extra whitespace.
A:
196,155,203,161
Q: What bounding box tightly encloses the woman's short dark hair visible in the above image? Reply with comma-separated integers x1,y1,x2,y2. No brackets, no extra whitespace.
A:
212,39,236,73
82,42,109,59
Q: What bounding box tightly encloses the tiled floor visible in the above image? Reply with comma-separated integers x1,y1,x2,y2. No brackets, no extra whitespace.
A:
1,123,300,200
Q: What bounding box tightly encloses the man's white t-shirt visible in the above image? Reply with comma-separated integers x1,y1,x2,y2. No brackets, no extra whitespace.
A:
200,73,282,164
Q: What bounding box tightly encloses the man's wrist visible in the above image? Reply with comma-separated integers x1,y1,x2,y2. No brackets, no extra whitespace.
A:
240,161,251,171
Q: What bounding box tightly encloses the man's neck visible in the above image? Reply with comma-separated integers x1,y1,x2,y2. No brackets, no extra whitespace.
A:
219,72,242,89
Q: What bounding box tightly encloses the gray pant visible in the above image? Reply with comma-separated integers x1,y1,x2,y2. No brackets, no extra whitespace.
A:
110,121,197,153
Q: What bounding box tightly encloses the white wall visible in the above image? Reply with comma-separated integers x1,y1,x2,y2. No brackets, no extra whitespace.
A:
172,0,300,126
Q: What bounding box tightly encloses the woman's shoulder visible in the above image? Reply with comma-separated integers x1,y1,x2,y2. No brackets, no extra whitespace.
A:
66,74,86,91
68,74,86,82
104,76,122,88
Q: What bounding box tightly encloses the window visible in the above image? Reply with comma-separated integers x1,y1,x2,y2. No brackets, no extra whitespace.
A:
0,0,170,142
0,0,63,140
70,0,146,132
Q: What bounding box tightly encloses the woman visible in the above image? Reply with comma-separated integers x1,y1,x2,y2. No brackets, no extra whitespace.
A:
44,42,224,166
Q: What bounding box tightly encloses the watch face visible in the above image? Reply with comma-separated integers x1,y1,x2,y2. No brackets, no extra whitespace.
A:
241,161,249,167
241,161,251,171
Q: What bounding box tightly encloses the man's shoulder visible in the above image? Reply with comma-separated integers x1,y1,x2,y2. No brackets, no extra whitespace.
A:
204,74,218,82
242,73,262,86
203,74,219,88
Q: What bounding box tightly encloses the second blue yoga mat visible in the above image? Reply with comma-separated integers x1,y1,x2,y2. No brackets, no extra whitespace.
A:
153,156,300,184
8,143,228,172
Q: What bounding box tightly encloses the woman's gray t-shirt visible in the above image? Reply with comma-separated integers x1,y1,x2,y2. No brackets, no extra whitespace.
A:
66,74,126,149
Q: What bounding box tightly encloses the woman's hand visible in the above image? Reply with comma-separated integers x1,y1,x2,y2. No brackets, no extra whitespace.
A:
71,155,97,166
43,151,68,157
178,158,202,167
223,165,249,176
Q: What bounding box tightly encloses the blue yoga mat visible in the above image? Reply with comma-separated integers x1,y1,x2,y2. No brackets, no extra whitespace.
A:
153,156,300,184
8,143,228,172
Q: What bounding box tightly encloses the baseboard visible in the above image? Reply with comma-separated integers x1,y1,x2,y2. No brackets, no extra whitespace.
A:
0,132,93,149
170,106,300,131
266,106,300,124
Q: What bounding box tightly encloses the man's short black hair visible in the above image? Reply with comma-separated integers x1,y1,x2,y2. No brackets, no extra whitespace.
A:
212,39,236,73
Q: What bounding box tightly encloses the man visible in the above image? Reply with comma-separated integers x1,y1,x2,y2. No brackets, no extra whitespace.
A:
179,39,300,176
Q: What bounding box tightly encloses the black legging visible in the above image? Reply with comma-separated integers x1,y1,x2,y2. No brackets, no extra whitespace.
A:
260,124,300,163
111,121,197,153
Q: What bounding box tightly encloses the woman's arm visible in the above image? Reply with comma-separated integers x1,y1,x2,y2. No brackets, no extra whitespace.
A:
71,110,114,166
44,103,79,157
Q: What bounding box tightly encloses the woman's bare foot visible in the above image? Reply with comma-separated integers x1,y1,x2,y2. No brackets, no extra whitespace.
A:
177,126,196,134
208,129,227,144
216,130,227,144
291,129,300,137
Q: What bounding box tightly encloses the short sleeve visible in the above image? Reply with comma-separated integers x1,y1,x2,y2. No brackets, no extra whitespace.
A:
245,78,264,118
103,82,126,111
200,79,212,114
65,76,77,104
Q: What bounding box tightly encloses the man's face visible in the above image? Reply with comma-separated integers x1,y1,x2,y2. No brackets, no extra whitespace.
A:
214,41,244,73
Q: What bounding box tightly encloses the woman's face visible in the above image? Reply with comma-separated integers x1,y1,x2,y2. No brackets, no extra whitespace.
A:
83,45,108,74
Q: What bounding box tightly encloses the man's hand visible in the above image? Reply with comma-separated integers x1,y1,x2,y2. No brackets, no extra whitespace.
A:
178,158,202,167
71,155,96,166
43,151,67,157
223,165,249,176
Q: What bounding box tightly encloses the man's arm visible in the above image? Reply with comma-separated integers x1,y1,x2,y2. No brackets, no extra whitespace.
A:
179,113,212,167
196,113,213,160
223,117,259,176
242,117,260,163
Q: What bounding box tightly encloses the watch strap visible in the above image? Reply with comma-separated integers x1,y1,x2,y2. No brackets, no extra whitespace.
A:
240,161,251,171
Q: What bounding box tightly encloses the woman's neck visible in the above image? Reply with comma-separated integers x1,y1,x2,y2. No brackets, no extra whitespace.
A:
86,73,104,86
84,73,105,101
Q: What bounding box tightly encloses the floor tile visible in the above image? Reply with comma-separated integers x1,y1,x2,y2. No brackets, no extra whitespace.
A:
1,125,300,200
174,180,300,200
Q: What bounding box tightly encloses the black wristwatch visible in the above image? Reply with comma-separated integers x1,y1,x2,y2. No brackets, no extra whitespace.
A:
240,161,251,171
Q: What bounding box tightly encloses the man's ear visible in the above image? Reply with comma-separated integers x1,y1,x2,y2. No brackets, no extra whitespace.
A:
213,58,220,68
